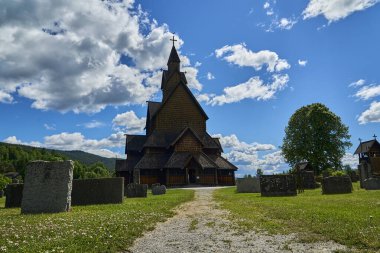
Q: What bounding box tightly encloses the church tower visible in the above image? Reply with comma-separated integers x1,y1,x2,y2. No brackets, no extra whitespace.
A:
115,36,237,187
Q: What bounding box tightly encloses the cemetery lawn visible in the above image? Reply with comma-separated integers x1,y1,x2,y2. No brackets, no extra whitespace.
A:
0,189,194,253
214,183,380,252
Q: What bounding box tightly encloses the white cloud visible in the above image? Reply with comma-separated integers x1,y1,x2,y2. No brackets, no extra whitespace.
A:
298,59,308,66
44,123,56,130
0,1,202,113
80,120,106,129
263,2,270,9
207,72,215,80
195,61,202,68
205,74,289,106
213,133,287,174
303,0,380,22
358,101,380,124
341,153,358,169
3,136,42,147
215,43,290,72
354,84,380,100
277,18,298,30
112,111,146,134
349,79,366,87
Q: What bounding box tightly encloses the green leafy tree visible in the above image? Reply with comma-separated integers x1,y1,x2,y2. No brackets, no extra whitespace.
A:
282,103,352,175
0,174,12,190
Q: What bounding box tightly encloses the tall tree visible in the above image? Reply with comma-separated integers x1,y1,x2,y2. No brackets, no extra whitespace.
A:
282,103,352,175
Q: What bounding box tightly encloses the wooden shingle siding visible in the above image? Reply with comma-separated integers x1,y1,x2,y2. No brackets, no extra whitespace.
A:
156,85,206,136
175,132,203,152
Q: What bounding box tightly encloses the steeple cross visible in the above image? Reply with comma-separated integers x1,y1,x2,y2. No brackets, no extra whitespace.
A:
170,35,177,47
374,134,377,140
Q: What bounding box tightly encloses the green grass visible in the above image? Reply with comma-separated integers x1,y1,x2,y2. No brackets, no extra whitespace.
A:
0,189,194,253
214,183,380,252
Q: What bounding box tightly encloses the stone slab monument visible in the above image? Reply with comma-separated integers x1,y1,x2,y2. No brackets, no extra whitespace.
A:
236,177,261,193
21,160,73,214
322,176,352,194
260,175,297,197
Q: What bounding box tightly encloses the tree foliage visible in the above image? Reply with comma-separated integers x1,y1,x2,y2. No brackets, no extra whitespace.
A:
282,103,352,175
0,143,111,180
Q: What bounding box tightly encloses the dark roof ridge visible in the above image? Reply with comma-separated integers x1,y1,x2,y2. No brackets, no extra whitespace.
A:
169,127,204,147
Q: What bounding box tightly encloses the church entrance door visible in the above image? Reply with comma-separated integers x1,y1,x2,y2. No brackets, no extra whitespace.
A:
188,168,196,184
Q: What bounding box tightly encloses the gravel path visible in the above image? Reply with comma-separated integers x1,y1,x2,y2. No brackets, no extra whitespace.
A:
129,188,347,253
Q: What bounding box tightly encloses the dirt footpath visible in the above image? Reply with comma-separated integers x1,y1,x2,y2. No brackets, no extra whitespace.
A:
129,188,347,253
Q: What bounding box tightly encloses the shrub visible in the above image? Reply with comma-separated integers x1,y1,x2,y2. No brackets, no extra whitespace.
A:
0,174,12,190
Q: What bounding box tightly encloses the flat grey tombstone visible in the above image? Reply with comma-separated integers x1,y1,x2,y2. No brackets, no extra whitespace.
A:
5,183,24,208
236,178,260,193
322,176,352,194
151,183,166,195
363,178,380,190
260,175,297,197
21,160,73,214
126,183,148,198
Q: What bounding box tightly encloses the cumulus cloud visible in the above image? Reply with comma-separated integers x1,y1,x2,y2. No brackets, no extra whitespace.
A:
207,72,215,80
277,18,298,30
303,0,380,22
215,43,290,72
3,131,125,158
112,111,146,134
354,84,380,100
263,2,270,9
0,0,202,113
213,133,286,174
298,59,308,66
358,101,380,124
204,74,289,106
349,79,366,87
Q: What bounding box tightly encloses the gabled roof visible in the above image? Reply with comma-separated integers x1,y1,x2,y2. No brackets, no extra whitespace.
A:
170,127,204,147
202,133,222,151
126,135,147,153
209,155,238,170
161,70,187,90
167,45,180,65
134,153,170,170
153,80,209,121
193,152,219,169
165,152,192,169
143,130,180,148
354,139,380,154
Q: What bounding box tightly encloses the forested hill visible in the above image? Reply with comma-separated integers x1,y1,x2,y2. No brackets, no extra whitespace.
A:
0,142,116,173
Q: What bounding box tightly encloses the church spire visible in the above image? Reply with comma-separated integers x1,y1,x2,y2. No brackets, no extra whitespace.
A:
167,35,180,72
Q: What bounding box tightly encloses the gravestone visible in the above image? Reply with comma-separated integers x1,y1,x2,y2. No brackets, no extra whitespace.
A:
322,176,352,194
126,183,148,198
5,183,24,208
301,171,316,189
363,178,380,190
71,177,124,205
236,177,260,193
151,183,166,195
260,175,297,197
21,160,73,214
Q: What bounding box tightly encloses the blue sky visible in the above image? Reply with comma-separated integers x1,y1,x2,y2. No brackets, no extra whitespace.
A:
1,0,380,176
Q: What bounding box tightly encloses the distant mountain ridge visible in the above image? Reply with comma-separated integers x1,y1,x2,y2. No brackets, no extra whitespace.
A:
0,142,116,171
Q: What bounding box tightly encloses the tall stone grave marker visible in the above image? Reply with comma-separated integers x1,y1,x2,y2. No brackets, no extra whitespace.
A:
21,161,73,214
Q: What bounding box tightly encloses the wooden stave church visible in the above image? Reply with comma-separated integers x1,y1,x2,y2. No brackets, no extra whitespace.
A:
115,42,237,187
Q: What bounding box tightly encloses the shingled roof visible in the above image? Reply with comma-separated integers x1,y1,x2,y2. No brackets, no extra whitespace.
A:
209,155,238,170
354,139,380,154
161,70,187,90
165,152,192,169
167,45,180,65
143,130,180,148
134,153,170,170
126,135,147,153
194,153,218,169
